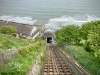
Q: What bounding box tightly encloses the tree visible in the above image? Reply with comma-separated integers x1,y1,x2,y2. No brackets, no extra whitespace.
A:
0,25,17,35
80,20,100,40
80,20,100,59
55,24,80,45
86,24,100,59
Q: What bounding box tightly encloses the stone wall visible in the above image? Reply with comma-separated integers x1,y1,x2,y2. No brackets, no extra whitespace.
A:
26,52,44,75
0,48,19,67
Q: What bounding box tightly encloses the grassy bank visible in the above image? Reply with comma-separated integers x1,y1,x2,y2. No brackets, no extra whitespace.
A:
0,33,34,51
64,45,100,75
0,37,46,75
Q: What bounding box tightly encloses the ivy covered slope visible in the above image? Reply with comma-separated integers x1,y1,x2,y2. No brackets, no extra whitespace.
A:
0,33,34,51
55,20,100,75
0,37,46,75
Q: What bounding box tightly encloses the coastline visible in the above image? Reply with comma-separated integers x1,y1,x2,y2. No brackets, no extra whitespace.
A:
0,20,46,34
0,20,35,26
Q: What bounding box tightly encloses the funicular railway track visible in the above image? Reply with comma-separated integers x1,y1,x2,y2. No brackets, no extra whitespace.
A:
42,43,75,75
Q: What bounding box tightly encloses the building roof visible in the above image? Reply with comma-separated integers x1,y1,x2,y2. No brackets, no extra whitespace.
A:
44,32,54,37
0,20,34,36
34,25,45,32
32,29,40,37
0,20,6,26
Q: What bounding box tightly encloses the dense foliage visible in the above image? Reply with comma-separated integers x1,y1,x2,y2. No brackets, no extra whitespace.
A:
0,25,17,35
64,45,99,75
55,20,100,60
55,25,80,45
81,21,100,59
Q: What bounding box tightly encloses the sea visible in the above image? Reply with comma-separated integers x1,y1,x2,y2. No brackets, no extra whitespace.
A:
0,0,100,32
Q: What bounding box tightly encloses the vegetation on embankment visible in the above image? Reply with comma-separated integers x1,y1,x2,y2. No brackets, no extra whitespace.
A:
0,37,46,75
64,45,99,75
55,20,100,75
0,33,34,51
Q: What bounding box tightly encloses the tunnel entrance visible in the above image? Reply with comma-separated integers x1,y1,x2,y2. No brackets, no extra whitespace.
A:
44,32,54,43
47,37,52,43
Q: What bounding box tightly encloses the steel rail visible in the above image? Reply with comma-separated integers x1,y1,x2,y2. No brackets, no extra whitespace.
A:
42,43,75,75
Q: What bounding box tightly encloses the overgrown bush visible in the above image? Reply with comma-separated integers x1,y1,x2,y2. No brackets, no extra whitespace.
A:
55,24,80,44
19,35,26,39
0,25,17,35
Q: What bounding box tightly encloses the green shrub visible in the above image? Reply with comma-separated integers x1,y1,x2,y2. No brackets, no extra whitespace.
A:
0,25,17,35
19,36,26,39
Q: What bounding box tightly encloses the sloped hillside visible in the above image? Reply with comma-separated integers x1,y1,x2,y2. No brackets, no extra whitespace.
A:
0,35,46,75
0,33,34,51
